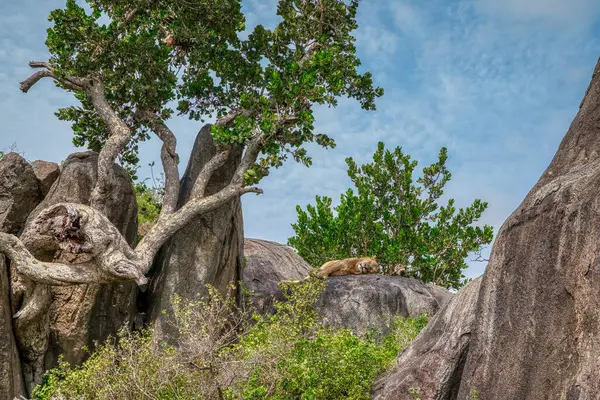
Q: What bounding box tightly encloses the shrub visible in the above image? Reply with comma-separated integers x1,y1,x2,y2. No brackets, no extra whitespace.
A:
32,281,427,400
288,142,494,289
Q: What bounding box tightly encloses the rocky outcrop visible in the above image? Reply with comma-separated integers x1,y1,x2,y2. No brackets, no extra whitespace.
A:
317,275,452,336
0,255,25,399
243,238,312,313
31,160,60,197
147,125,244,341
0,153,43,235
25,151,138,368
452,59,600,399
371,277,481,400
0,153,41,399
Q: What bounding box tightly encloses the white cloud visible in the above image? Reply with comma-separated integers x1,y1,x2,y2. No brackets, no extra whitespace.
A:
477,0,600,26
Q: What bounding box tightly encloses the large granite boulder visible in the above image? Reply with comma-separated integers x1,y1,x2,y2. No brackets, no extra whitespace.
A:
146,125,244,341
317,275,453,336
452,59,600,398
243,238,312,312
371,277,481,400
0,153,42,399
31,160,60,198
24,151,138,368
0,153,43,235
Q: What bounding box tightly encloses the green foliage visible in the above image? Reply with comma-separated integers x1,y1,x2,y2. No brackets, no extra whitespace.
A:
32,281,427,400
45,0,382,175
288,142,494,289
0,151,4,160
134,180,162,241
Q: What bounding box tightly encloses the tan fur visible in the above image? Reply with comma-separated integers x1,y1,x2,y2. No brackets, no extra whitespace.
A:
311,257,380,279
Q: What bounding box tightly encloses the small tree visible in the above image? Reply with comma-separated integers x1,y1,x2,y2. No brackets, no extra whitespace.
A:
1,0,382,391
288,142,493,289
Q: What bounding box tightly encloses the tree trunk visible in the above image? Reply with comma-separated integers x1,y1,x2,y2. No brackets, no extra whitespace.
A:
455,58,600,399
145,125,244,342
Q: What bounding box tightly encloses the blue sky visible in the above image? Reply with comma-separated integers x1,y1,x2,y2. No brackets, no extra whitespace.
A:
1,0,600,278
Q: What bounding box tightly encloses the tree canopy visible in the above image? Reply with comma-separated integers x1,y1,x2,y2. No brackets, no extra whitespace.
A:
42,0,382,179
288,142,494,289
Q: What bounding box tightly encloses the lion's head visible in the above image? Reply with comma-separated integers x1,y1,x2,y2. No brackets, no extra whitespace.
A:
357,257,379,274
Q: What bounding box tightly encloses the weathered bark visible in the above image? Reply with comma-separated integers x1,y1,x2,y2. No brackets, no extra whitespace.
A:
145,125,244,341
371,277,481,400
454,58,600,399
317,275,452,337
242,238,313,313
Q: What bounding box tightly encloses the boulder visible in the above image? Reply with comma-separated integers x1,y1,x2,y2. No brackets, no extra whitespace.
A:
0,153,43,235
316,275,453,336
454,59,600,398
31,160,60,197
371,277,481,400
0,152,41,399
24,151,138,368
243,238,312,312
0,256,25,399
146,125,244,341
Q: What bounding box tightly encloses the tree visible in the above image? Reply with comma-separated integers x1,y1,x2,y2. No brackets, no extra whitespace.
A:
2,0,382,392
288,142,493,289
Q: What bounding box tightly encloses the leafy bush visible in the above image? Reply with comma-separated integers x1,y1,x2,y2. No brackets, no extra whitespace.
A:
135,181,163,241
288,142,494,289
32,281,427,400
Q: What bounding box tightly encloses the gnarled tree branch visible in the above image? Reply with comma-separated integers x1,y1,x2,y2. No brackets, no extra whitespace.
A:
135,135,265,271
19,61,85,93
140,112,181,215
86,80,134,212
1,203,147,287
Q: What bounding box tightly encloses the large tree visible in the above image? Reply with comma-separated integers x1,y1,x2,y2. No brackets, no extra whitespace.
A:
2,0,381,391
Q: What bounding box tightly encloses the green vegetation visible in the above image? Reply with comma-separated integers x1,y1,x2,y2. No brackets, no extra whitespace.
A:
32,281,427,400
288,142,494,289
47,0,382,181
134,181,162,241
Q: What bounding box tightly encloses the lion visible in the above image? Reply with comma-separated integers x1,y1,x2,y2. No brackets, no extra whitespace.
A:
309,256,380,279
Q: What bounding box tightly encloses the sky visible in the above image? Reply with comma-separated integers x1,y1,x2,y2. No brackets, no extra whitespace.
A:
1,0,600,278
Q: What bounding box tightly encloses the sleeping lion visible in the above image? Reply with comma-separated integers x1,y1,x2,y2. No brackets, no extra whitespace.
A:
310,256,380,279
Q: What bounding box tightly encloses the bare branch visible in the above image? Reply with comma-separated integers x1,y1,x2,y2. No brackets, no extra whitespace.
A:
20,62,85,93
86,79,135,211
298,42,321,68
140,112,181,215
191,149,231,199
215,109,253,127
232,135,265,185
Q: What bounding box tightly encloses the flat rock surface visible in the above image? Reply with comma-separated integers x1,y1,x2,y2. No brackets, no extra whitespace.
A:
317,275,453,336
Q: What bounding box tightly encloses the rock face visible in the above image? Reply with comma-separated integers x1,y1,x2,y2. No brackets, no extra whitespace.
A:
26,151,138,368
452,59,600,398
371,277,481,400
0,153,41,399
147,125,244,340
0,256,25,399
0,153,43,235
243,238,312,312
31,160,60,197
317,275,453,336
